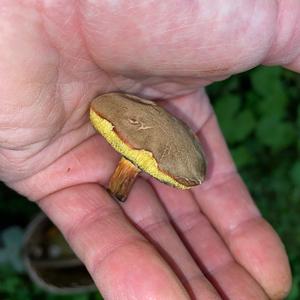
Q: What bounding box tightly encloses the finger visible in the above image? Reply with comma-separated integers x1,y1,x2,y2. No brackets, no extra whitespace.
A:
188,98,291,298
123,178,221,300
38,183,190,300
152,183,269,300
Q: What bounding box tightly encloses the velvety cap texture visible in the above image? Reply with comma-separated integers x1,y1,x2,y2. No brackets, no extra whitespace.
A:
90,93,206,187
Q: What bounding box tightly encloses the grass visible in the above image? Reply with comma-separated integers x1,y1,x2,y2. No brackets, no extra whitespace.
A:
0,66,299,299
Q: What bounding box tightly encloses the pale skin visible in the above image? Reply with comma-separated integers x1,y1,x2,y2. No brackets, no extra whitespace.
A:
0,1,297,299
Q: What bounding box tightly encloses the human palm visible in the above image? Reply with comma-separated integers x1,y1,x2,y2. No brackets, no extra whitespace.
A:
0,1,296,299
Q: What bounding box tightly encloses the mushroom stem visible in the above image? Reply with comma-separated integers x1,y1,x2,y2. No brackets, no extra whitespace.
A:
108,157,141,202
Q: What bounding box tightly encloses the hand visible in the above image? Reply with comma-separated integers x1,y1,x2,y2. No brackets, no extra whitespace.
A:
0,1,295,299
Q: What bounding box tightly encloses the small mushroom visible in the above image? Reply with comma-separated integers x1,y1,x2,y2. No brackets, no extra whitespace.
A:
90,93,206,202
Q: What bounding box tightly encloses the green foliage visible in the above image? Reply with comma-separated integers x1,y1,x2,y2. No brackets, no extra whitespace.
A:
214,96,256,143
0,226,24,272
290,161,300,186
256,116,296,151
208,66,300,299
231,145,255,168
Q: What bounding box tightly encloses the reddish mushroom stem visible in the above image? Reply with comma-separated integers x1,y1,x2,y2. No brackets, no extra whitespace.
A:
108,157,141,202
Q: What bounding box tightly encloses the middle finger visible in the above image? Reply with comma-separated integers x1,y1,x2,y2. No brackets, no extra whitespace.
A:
123,178,221,300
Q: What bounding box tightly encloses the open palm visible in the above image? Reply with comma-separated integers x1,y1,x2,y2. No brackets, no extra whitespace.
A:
0,1,296,299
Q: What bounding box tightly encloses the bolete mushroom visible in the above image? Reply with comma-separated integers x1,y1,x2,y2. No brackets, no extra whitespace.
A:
90,93,206,202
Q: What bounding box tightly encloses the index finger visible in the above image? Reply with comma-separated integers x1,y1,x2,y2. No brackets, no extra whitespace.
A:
38,183,190,300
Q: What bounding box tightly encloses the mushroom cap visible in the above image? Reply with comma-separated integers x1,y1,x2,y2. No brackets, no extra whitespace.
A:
90,93,206,189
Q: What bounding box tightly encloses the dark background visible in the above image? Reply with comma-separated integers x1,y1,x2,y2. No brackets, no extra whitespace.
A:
0,66,299,299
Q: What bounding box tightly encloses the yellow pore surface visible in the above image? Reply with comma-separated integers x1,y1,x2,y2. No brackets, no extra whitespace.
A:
90,109,188,189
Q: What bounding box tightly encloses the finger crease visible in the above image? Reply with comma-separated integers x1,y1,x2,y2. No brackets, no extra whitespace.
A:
173,210,207,234
90,238,151,277
135,215,171,235
65,205,122,243
199,170,238,193
224,215,263,244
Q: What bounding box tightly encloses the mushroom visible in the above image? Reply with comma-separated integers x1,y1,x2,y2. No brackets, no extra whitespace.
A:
90,93,206,202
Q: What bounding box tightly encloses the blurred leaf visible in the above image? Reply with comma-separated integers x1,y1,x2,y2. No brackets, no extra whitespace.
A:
0,227,24,272
214,95,256,143
231,109,255,142
231,146,255,168
256,117,296,151
216,107,255,144
0,249,7,264
46,294,90,300
250,66,282,96
2,227,23,248
288,276,300,300
290,161,300,186
207,76,239,97
214,95,241,118
75,295,91,300
257,90,288,119
93,293,104,300
0,275,22,293
250,66,288,119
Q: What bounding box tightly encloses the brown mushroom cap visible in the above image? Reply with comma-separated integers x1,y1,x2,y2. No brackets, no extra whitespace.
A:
90,93,206,187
